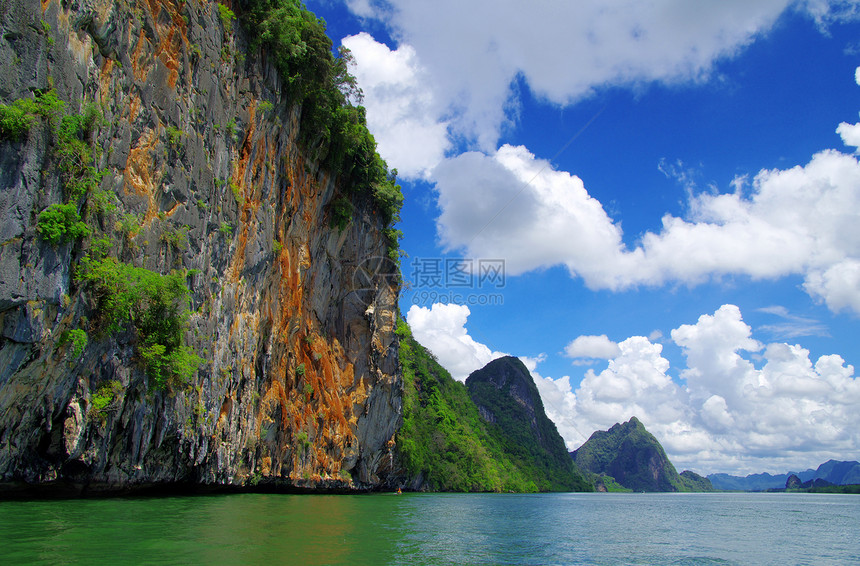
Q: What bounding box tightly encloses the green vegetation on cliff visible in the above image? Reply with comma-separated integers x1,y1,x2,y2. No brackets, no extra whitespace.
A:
572,417,712,492
243,0,403,229
679,470,715,492
466,357,592,492
396,322,592,492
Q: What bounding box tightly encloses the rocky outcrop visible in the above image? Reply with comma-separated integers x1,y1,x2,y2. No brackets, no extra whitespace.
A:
0,0,401,495
466,356,592,492
785,474,803,489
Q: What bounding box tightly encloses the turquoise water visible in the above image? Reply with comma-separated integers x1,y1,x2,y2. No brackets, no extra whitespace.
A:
1,492,858,565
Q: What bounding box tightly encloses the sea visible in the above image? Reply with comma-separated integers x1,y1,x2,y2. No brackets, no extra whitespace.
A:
0,491,857,565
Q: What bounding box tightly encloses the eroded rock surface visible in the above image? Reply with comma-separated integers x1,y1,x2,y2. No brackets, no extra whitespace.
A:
0,0,401,495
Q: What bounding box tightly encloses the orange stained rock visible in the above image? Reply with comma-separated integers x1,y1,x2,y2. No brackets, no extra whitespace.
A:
98,59,115,106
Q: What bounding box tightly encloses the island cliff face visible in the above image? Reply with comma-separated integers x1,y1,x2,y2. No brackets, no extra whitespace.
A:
466,357,592,492
0,0,400,494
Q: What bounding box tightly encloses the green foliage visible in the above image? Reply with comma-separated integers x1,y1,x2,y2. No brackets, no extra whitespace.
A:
161,224,189,251
0,89,64,140
89,380,123,419
115,213,142,238
296,362,306,377
165,125,183,147
36,203,90,245
60,328,89,358
230,181,244,206
243,0,403,244
0,99,36,140
466,358,593,492
219,221,233,235
76,253,201,390
397,321,580,492
679,470,715,492
217,3,236,35
572,417,688,492
592,474,632,492
68,328,88,357
257,100,274,114
330,196,352,230
56,105,104,201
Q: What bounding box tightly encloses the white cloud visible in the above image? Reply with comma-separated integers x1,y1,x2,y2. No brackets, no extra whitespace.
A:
341,33,450,179
405,303,506,381
803,259,860,313
342,5,860,313
564,335,621,360
408,302,860,474
837,121,860,151
433,142,860,313
571,304,860,474
346,0,801,149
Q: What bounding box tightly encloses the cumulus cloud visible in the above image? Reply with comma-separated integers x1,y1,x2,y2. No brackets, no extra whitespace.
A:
564,335,621,360
803,259,860,313
838,121,860,151
342,6,860,313
565,304,860,474
836,70,860,151
341,33,450,178
413,301,860,474
433,142,860,313
405,303,506,381
346,0,801,149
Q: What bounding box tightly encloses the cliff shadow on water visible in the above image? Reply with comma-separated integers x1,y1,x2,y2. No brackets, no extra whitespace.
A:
0,0,405,496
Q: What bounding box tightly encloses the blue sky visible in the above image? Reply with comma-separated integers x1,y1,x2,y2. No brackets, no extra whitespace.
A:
309,0,860,475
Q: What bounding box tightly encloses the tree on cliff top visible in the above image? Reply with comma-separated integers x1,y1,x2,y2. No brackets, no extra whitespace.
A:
243,0,403,227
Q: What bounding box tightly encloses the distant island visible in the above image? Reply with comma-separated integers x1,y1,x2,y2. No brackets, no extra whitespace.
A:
708,459,860,491
571,417,713,492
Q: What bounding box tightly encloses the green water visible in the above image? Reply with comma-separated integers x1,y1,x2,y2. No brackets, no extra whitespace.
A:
1,492,858,565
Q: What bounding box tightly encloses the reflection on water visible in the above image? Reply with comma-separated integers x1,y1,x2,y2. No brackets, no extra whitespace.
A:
1,492,858,565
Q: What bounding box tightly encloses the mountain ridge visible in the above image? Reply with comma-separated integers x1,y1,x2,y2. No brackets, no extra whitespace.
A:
708,459,860,491
466,356,592,492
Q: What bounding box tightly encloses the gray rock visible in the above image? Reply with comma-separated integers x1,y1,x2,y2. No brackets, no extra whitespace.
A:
0,0,401,495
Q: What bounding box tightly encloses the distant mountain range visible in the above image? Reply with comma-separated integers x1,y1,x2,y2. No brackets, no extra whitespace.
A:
571,417,713,492
708,460,860,491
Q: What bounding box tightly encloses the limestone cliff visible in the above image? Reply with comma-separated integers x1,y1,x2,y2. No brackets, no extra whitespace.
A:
466,357,592,491
0,0,401,495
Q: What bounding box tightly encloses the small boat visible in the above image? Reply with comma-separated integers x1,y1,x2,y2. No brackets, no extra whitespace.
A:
396,487,402,495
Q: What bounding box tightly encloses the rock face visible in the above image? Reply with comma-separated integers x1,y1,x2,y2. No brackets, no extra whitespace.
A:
466,356,591,491
571,417,710,492
0,0,401,495
785,474,803,490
